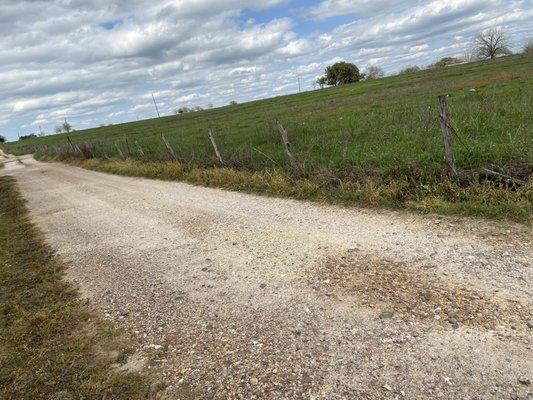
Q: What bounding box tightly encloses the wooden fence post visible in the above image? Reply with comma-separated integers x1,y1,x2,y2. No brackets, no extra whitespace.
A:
114,143,126,160
438,94,457,177
208,130,224,165
125,137,132,157
101,142,109,160
66,135,78,154
275,120,298,170
134,139,145,157
161,133,177,161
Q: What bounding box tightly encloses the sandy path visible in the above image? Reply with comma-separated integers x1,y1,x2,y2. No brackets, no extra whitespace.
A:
2,156,532,399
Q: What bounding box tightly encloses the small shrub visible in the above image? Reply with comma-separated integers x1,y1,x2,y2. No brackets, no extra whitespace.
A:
523,39,533,56
399,65,421,74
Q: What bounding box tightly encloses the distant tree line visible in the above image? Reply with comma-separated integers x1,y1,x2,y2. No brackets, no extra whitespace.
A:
175,105,204,115
20,133,37,141
314,29,530,89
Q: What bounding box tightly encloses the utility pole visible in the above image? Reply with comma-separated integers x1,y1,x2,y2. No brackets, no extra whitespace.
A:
152,93,161,118
298,77,302,93
38,125,43,136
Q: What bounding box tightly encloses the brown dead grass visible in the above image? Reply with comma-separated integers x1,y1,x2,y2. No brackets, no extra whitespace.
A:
449,72,524,90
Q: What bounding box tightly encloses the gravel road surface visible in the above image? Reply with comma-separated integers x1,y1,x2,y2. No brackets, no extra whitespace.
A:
2,156,532,399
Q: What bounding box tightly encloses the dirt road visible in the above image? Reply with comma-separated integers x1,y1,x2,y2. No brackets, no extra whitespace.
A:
2,156,532,399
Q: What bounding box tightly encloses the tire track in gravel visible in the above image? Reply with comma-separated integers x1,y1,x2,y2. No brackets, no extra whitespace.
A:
2,156,532,399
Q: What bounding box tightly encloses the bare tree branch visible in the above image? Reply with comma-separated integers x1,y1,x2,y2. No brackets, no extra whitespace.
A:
474,28,512,59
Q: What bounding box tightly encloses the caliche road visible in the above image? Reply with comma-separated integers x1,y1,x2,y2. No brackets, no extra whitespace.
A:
2,156,532,399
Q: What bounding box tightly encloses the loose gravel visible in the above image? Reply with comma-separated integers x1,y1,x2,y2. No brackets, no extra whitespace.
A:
2,156,531,399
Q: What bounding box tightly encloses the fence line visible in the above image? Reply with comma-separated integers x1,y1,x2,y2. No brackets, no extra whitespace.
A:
13,94,525,186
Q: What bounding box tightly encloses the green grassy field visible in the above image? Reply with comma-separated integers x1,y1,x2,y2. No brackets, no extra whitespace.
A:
4,55,533,221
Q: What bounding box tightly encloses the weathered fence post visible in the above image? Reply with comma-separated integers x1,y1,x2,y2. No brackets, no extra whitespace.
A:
275,120,298,170
125,137,132,157
66,135,77,154
161,133,177,161
438,94,457,177
208,129,224,165
134,139,145,157
114,143,126,160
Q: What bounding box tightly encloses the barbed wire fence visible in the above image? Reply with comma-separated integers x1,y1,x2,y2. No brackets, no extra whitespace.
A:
11,94,529,187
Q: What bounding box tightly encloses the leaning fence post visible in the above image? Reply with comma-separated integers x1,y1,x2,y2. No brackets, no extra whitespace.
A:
66,135,78,154
275,120,298,170
438,94,457,177
161,133,177,161
208,129,224,165
134,139,145,157
114,143,126,160
125,137,132,157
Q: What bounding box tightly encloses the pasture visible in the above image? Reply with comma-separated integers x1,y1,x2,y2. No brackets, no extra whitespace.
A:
5,55,532,221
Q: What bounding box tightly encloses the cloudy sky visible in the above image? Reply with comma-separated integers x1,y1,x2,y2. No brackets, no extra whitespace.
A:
1,0,532,141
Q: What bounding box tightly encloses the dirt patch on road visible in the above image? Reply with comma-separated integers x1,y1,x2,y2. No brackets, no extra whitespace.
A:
313,252,531,329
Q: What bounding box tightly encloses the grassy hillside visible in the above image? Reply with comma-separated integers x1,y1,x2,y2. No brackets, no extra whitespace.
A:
5,55,533,221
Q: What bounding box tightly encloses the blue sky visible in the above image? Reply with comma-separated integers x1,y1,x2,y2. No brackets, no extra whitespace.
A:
0,0,532,141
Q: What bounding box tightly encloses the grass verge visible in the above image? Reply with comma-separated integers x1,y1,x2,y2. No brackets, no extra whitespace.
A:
0,176,152,399
38,156,532,223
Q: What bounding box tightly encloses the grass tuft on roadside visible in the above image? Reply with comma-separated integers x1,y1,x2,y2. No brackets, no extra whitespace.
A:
0,176,152,400
39,156,532,223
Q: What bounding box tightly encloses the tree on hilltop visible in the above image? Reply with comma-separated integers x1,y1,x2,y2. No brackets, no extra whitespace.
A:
399,65,420,74
61,120,72,134
54,120,73,134
315,76,327,88
432,57,461,68
365,65,384,80
319,62,364,86
523,39,533,56
474,28,512,59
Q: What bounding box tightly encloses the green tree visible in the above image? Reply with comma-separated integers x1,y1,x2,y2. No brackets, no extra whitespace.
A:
0,135,5,143
321,62,363,86
433,57,461,68
175,107,191,114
